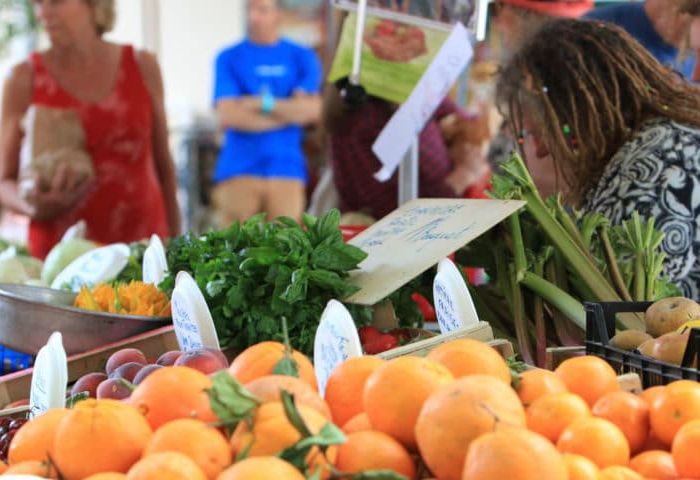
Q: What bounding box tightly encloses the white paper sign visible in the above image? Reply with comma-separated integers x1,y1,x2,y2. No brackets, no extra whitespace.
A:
51,243,130,292
314,300,363,398
346,198,525,305
373,22,473,181
142,235,168,286
171,272,220,352
433,258,479,333
29,332,67,418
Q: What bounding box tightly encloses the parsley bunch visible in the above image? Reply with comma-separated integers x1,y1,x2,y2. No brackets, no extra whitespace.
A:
161,210,368,356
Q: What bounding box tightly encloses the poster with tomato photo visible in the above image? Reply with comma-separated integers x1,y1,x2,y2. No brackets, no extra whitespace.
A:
327,12,451,104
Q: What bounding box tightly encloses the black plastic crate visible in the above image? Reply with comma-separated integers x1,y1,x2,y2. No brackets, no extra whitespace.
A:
585,301,700,387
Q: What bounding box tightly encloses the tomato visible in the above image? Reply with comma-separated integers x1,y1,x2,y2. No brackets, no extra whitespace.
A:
359,325,381,345
411,293,436,322
363,334,399,355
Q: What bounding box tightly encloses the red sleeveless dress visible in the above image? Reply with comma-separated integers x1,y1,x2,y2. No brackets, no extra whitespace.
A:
28,45,170,259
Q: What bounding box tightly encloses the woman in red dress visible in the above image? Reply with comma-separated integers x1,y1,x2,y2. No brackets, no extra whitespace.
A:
0,0,180,259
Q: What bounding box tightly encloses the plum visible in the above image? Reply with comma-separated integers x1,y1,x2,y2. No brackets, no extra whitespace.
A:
109,362,146,382
96,378,133,400
133,364,164,385
156,350,183,366
105,348,147,375
70,372,109,398
174,349,228,375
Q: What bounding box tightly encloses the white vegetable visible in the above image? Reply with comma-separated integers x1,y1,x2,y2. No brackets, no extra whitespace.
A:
41,238,97,285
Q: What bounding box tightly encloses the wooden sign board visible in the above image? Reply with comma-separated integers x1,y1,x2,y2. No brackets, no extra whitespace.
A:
346,198,525,305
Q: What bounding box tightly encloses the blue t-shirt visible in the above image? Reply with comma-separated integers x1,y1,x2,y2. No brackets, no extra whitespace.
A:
586,4,694,79
212,38,322,183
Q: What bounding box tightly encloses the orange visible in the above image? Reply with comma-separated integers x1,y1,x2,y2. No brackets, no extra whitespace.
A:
555,356,619,407
592,391,649,453
363,356,453,450
557,417,630,468
334,431,416,478
230,401,335,478
639,430,669,451
672,419,700,478
8,408,69,464
324,356,385,426
127,452,207,480
342,413,372,434
598,466,643,480
462,429,568,480
3,459,57,477
649,380,700,445
516,369,568,407
129,366,217,430
562,454,600,480
84,475,128,480
639,385,665,408
0,462,6,474
629,450,677,479
245,375,331,419
229,341,317,390
216,457,305,480
426,339,511,384
144,419,232,479
416,375,526,480
526,393,591,443
52,399,153,480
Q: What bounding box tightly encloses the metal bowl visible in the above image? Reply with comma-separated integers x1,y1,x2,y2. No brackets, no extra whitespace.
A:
0,284,171,356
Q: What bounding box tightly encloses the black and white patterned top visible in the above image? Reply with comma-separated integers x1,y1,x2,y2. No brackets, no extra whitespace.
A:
582,118,700,299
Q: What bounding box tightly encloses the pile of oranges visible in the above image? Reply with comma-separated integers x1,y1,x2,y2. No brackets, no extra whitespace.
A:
0,337,699,479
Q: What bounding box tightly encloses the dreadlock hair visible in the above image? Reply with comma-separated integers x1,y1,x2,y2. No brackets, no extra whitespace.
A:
496,19,700,204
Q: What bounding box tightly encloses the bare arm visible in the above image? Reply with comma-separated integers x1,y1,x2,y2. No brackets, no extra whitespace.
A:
216,98,287,132
136,51,182,237
0,62,34,216
217,90,320,132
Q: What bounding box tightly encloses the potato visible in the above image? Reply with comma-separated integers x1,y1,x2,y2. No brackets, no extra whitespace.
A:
647,331,691,366
610,330,654,351
645,297,700,337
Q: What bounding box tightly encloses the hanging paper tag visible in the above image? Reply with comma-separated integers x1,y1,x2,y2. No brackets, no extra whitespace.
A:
433,258,479,333
29,332,67,418
51,243,130,292
171,271,220,351
142,235,168,286
314,300,363,398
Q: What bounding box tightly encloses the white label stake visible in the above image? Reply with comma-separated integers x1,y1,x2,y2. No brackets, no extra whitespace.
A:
29,332,67,418
142,235,168,286
314,300,363,398
433,258,479,333
171,272,220,351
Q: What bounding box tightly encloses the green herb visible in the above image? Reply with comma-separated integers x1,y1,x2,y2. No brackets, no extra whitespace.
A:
161,210,370,355
115,242,147,284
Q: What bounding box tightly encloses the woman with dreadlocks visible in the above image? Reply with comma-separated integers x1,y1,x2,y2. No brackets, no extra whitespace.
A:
497,19,700,297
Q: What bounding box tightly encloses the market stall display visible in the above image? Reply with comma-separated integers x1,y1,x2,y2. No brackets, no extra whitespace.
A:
0,335,697,479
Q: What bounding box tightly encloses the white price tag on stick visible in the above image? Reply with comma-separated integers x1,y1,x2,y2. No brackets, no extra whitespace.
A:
314,300,363,398
373,22,473,181
433,258,479,333
171,272,220,351
142,234,168,286
29,332,67,418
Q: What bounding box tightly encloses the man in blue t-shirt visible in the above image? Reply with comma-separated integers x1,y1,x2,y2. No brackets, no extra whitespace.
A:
212,0,322,225
586,0,695,79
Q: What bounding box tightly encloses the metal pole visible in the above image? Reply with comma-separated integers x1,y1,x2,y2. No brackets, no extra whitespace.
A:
350,0,368,85
398,138,419,205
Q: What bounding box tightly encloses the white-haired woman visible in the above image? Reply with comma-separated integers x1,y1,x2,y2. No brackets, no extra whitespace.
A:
0,0,180,258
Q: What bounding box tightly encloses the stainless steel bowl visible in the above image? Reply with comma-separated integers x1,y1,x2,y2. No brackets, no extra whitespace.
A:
0,284,170,355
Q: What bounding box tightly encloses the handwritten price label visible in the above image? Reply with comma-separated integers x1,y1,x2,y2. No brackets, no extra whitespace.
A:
314,300,363,397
